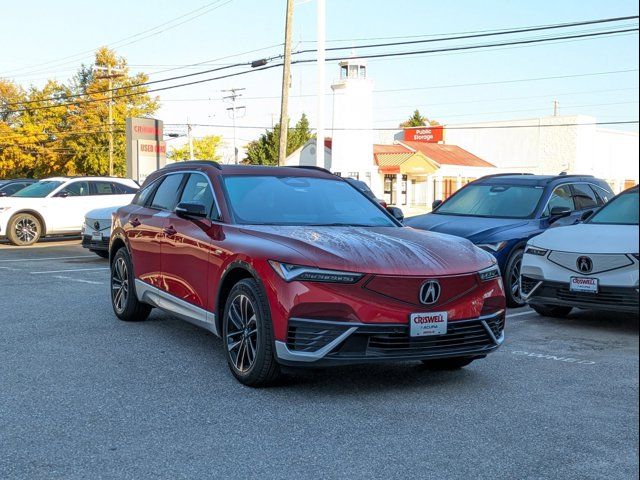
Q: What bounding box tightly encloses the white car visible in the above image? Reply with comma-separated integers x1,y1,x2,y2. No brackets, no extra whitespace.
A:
82,206,121,258
521,186,639,317
0,177,138,246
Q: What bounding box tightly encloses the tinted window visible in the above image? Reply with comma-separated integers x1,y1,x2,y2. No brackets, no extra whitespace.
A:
13,181,63,198
179,174,217,218
543,185,574,216
92,181,118,195
571,184,599,210
591,185,612,204
150,174,184,211
436,184,544,218
0,183,25,195
113,182,138,194
132,180,158,206
223,175,395,226
63,181,90,197
589,190,639,225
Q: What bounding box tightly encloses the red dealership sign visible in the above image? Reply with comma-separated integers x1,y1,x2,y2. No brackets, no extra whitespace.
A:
404,126,444,143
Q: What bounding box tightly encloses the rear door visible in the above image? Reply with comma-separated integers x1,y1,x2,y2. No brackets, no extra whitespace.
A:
48,180,92,231
126,173,185,288
160,172,220,309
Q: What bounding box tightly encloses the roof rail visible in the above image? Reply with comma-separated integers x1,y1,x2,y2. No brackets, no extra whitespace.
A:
551,173,594,179
479,172,534,179
289,165,334,175
163,160,222,170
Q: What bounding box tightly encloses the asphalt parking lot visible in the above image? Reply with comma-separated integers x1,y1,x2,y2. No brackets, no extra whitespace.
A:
0,241,638,480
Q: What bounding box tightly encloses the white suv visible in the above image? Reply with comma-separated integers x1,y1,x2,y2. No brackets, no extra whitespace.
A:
0,177,138,246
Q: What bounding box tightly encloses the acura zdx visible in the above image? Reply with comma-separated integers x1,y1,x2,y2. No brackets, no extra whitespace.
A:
109,161,506,386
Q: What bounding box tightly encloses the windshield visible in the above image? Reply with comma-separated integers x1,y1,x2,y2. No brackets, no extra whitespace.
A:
435,184,545,218
588,189,639,225
223,175,395,227
12,181,63,198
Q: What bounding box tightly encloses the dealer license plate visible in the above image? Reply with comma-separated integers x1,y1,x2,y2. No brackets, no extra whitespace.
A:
570,277,598,293
410,312,448,337
91,231,103,241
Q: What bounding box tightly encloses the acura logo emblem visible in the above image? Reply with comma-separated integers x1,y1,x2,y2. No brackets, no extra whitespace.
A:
577,256,593,273
93,221,101,231
420,280,441,305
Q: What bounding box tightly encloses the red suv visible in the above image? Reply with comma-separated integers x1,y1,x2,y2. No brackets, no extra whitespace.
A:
109,161,506,386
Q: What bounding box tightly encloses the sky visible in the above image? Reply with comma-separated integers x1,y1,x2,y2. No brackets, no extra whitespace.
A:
1,0,638,162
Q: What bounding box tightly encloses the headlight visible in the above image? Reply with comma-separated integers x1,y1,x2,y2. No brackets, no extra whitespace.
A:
525,246,548,256
478,265,501,282
476,241,508,252
268,261,363,284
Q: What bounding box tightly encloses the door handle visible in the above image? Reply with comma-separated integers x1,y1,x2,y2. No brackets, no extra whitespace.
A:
129,218,141,227
163,226,177,236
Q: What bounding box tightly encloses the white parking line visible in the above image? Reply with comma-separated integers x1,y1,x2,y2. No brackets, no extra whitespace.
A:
30,267,109,274
53,275,106,285
507,310,537,319
0,255,95,263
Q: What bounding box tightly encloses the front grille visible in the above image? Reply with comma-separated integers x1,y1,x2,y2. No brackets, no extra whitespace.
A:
286,320,351,352
532,281,639,310
363,316,503,357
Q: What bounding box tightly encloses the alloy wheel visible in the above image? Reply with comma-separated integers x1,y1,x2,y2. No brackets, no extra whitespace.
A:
226,294,258,373
111,257,129,314
14,217,38,244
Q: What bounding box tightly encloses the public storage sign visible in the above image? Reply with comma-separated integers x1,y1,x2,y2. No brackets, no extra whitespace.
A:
404,126,444,143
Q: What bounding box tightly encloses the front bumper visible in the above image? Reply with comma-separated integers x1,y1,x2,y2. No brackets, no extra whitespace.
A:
274,310,505,366
521,276,639,313
81,234,110,252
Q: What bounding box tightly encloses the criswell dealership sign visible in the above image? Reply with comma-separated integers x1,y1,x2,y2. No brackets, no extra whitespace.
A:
404,126,444,143
126,117,166,183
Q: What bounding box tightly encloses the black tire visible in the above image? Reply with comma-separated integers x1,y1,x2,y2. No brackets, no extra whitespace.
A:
7,213,42,246
92,250,109,259
222,278,280,387
505,248,525,307
110,248,152,322
421,357,475,370
531,304,573,318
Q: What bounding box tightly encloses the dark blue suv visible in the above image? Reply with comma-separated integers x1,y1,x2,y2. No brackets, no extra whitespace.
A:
405,174,614,307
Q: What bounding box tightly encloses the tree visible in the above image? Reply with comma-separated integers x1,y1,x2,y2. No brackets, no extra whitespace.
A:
244,113,313,165
0,47,159,178
399,109,440,128
169,135,223,161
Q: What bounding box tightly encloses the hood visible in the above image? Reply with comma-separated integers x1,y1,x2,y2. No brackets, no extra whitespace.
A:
529,223,639,254
239,225,494,276
405,213,529,243
85,205,122,220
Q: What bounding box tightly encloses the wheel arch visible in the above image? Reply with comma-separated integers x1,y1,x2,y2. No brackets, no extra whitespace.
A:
9,209,48,235
108,233,128,265
215,261,262,335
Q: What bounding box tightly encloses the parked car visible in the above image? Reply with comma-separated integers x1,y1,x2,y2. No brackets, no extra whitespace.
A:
82,206,120,258
344,177,402,220
521,185,639,317
109,161,506,387
0,177,139,246
404,174,614,307
0,179,36,197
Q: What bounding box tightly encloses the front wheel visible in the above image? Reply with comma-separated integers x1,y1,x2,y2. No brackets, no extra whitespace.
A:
421,357,475,370
223,278,280,387
110,248,152,322
532,304,573,318
505,249,525,307
7,213,42,246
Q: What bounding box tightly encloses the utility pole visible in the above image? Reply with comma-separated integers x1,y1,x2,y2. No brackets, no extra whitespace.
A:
316,0,326,169
278,0,295,166
187,120,194,160
94,65,124,176
553,100,559,116
222,88,246,164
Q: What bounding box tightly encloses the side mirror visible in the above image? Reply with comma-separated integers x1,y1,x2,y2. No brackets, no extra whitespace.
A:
548,206,571,223
387,206,404,222
175,202,207,219
580,209,595,222
432,199,443,210
55,191,69,198
0,192,7,197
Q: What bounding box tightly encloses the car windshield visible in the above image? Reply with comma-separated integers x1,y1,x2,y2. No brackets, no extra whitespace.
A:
435,184,545,218
12,180,63,198
588,189,639,225
223,175,395,227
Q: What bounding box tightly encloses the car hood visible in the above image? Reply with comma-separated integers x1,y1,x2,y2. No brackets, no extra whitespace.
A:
405,213,529,243
529,223,639,254
85,206,121,220
239,225,494,276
